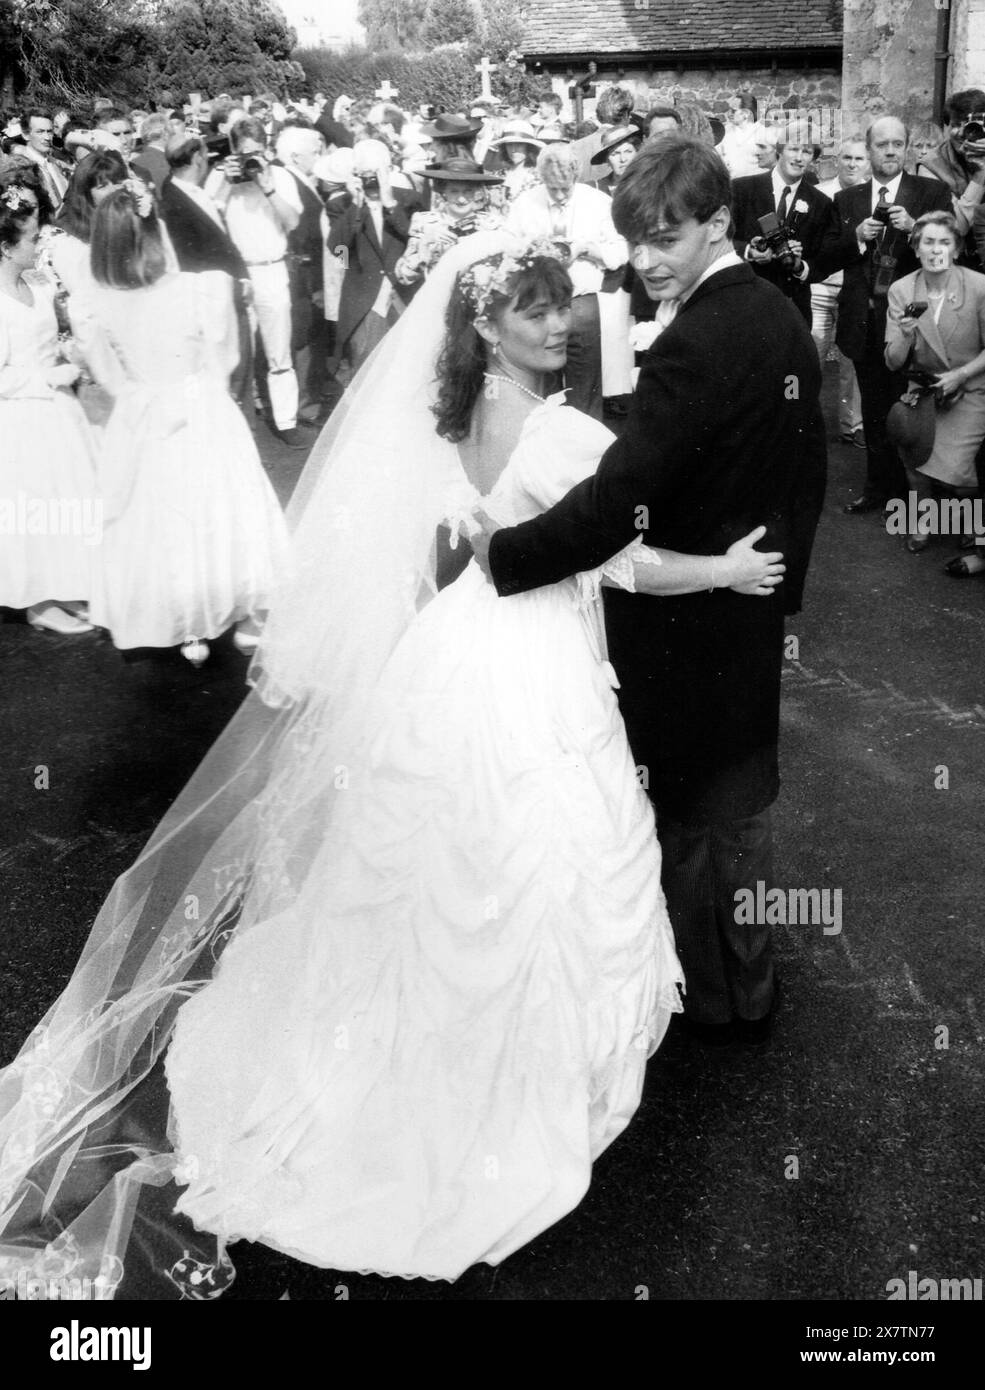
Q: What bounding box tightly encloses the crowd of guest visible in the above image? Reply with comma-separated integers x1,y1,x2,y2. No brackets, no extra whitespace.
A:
3,80,985,670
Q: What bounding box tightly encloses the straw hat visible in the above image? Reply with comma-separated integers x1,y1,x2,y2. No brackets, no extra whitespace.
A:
489,120,544,153
590,124,642,165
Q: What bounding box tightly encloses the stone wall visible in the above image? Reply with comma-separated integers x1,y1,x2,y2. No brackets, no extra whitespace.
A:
950,0,985,93
546,64,842,121
841,0,939,123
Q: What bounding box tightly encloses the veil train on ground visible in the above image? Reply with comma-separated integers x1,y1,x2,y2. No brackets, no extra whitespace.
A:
0,231,517,1297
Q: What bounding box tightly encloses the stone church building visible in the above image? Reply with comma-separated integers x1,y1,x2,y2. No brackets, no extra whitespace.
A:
521,0,985,135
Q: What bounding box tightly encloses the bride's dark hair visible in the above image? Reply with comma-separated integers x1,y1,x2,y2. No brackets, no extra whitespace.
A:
432,254,572,442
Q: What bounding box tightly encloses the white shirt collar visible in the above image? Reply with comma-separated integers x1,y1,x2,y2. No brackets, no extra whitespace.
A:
771,168,801,211
871,173,903,209
680,249,744,302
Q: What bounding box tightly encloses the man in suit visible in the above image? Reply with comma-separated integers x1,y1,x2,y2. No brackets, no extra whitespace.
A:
834,115,952,512
276,124,332,426
731,122,841,326
19,110,68,211
328,138,421,375
131,112,170,197
159,134,253,411
475,137,827,1045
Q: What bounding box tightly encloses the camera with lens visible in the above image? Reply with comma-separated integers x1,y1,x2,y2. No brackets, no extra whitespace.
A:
229,154,266,184
751,211,801,273
871,201,893,227
959,115,985,143
359,173,380,196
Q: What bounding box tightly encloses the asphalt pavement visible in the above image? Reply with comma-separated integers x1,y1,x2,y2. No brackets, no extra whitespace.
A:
1,373,983,1302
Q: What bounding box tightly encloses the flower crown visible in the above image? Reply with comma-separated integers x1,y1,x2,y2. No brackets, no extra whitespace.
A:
1,186,33,212
458,238,569,319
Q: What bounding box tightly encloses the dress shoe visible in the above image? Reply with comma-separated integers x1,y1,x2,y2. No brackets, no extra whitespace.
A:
273,426,309,450
843,494,886,514
27,603,94,635
734,977,781,1045
838,428,865,449
944,552,985,578
677,1014,735,1047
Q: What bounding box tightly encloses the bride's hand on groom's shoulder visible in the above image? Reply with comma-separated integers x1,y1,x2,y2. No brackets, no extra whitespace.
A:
470,509,502,583
725,526,785,597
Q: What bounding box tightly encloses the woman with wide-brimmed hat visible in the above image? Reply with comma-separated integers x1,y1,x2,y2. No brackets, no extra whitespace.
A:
589,124,642,197
488,120,544,204
418,112,484,162
394,157,504,286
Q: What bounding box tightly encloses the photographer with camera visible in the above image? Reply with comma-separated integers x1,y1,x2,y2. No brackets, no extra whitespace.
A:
732,123,841,326
832,116,951,513
328,138,422,375
916,89,985,273
206,115,305,447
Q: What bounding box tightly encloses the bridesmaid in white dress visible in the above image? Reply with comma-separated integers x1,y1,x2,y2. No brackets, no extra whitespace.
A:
39,150,133,429
0,185,98,635
84,188,289,664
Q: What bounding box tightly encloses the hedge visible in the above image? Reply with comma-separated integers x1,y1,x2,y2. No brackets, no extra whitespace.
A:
295,44,543,111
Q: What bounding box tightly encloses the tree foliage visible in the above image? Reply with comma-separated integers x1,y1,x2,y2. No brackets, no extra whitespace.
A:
420,0,483,51
356,0,428,51
2,0,305,108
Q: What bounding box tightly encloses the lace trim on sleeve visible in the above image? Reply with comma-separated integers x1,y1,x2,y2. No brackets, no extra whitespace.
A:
575,535,662,602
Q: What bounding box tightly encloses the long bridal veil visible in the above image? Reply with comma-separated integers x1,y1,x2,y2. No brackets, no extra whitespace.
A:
0,229,515,1299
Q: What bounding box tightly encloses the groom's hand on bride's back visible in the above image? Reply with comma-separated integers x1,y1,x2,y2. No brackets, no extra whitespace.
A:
471,510,502,584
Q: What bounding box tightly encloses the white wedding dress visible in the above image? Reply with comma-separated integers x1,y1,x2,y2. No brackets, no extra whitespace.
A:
164,393,683,1280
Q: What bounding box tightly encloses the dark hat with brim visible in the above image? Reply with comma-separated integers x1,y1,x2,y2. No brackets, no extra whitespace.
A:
422,157,503,185
590,124,643,165
419,113,483,140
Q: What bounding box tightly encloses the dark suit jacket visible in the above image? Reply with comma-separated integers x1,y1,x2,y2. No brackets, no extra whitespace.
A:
132,146,170,198
832,173,952,360
731,174,841,323
328,188,421,349
489,263,827,822
158,176,249,286
284,167,326,348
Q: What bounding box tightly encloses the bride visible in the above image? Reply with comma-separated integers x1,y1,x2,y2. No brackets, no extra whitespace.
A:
0,231,784,1295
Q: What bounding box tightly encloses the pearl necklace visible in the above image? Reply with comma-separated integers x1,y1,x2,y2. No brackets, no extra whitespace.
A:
483,372,545,404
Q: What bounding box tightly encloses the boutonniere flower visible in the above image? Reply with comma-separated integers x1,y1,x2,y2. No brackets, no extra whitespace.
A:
794,199,809,215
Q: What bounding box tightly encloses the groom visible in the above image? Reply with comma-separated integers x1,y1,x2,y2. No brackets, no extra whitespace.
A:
475,136,827,1045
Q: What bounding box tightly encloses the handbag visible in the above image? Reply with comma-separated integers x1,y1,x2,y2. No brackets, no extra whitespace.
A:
885,340,943,469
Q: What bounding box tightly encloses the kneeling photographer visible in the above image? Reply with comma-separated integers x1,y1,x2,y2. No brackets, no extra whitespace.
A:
731,124,841,325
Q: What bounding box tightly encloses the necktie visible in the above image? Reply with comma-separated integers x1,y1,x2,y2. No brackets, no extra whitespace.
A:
778,185,791,223
877,185,890,214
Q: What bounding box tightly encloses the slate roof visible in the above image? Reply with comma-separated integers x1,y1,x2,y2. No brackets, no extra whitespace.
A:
521,1,843,59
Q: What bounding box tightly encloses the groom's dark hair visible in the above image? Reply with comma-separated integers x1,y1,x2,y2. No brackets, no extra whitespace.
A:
612,135,731,241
